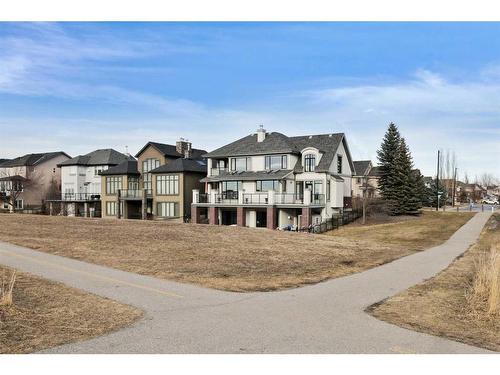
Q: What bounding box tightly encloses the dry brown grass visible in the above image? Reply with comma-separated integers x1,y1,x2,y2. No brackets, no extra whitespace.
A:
0,270,16,306
0,265,142,354
369,213,500,352
0,211,473,292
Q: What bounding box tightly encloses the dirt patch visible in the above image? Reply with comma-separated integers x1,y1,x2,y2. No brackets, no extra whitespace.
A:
369,213,500,352
0,266,142,354
0,211,474,292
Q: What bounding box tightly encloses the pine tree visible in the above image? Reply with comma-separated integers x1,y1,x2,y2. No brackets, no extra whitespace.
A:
412,170,427,209
377,123,401,211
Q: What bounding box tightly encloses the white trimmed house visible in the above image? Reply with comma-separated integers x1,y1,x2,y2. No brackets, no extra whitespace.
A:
191,126,355,230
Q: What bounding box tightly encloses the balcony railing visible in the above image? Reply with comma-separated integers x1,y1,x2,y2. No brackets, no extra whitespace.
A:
119,189,152,199
312,193,325,205
242,193,269,205
275,193,304,205
63,193,101,201
214,192,238,205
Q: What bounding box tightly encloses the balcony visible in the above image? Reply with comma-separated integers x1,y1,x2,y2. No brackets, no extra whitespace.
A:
193,190,325,207
62,193,101,201
275,193,304,205
118,189,152,199
242,193,269,205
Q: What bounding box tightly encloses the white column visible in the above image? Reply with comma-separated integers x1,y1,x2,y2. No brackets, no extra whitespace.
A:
268,190,275,205
238,190,244,205
304,188,312,206
192,189,199,204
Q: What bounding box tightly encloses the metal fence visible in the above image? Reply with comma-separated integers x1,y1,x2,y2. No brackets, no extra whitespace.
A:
299,208,363,234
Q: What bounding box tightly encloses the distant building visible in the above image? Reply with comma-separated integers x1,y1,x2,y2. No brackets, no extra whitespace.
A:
351,160,381,199
54,149,134,217
0,152,70,212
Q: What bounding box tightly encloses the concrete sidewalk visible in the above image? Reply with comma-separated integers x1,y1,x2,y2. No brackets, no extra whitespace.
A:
0,212,493,353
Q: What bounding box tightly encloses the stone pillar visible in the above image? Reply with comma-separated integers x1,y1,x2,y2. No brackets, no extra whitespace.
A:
266,207,276,230
191,206,201,224
84,202,89,218
117,190,121,219
142,189,148,220
237,206,246,227
209,206,218,225
301,207,312,227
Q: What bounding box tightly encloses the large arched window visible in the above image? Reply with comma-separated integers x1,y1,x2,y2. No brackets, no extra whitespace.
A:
304,154,316,172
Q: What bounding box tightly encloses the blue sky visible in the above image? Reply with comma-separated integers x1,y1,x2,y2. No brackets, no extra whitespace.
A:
0,22,499,179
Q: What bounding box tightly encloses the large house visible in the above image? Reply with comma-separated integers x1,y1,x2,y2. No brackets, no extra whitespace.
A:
0,152,70,212
55,149,134,217
191,126,354,230
351,160,381,199
100,139,206,221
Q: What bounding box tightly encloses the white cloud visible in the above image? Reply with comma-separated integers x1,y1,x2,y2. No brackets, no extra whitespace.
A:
0,23,498,179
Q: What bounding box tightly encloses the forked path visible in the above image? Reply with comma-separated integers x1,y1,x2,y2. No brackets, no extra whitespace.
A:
0,212,493,353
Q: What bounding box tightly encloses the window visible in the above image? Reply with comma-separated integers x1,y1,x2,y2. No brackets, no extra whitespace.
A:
106,201,117,216
106,176,122,195
230,157,250,171
94,165,108,176
304,154,316,172
157,202,178,218
265,155,287,170
156,175,179,195
327,180,331,200
256,180,280,192
304,181,323,194
15,200,23,210
142,158,160,191
128,177,139,190
337,155,343,174
69,166,77,176
222,181,241,195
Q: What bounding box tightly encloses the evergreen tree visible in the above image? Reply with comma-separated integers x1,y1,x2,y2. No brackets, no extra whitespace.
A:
425,178,448,208
376,123,401,206
412,170,427,209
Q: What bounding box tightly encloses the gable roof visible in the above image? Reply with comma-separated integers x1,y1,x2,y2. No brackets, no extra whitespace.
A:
205,131,352,173
150,158,207,174
353,160,372,176
1,152,70,168
100,160,140,176
135,141,206,160
204,132,300,158
368,166,382,177
58,149,134,167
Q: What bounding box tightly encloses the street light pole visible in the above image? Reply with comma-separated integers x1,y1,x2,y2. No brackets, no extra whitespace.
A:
452,167,457,207
436,150,440,211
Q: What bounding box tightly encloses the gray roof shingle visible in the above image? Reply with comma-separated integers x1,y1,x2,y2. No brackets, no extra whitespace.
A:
150,158,207,174
353,160,372,176
100,160,140,176
58,149,134,167
205,132,350,173
1,152,70,167
135,141,206,160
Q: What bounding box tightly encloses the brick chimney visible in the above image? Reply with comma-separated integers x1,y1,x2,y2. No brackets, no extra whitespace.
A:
176,138,192,158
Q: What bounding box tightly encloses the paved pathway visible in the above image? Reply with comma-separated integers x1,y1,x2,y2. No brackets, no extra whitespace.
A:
0,212,493,353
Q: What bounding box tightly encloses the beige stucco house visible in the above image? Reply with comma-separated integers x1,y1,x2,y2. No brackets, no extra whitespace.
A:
0,152,71,212
100,139,207,221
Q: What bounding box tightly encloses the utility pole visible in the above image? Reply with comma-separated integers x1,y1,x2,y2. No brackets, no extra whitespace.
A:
452,167,457,207
436,150,440,211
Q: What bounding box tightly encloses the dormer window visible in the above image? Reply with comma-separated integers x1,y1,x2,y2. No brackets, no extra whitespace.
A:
304,154,316,172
